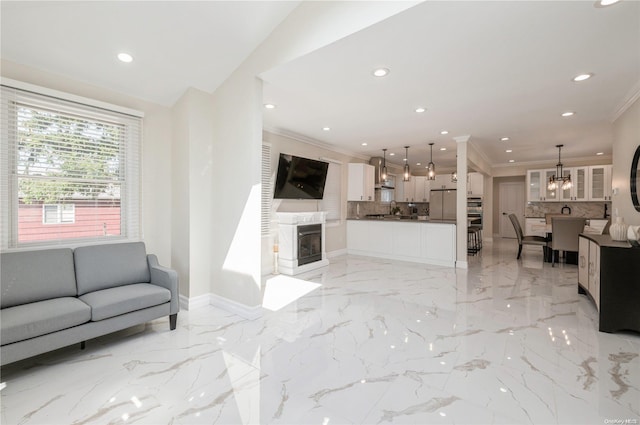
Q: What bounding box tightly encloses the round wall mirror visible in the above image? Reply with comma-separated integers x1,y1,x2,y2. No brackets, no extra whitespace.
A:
632,145,640,212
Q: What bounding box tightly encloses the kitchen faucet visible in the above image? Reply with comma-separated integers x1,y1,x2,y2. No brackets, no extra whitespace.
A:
390,200,397,215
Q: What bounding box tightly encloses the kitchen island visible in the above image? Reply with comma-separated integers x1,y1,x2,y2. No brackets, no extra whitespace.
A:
347,217,456,267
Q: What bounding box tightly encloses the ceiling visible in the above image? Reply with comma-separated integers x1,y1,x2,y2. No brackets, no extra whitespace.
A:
262,0,640,170
2,1,639,171
0,1,300,106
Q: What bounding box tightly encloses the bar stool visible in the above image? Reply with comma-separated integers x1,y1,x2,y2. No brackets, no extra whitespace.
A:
471,225,483,250
468,227,479,254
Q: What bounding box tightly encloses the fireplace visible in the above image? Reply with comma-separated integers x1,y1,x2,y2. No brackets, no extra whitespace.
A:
297,224,322,266
275,212,329,275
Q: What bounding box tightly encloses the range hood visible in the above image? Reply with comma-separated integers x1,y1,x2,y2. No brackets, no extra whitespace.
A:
369,157,395,189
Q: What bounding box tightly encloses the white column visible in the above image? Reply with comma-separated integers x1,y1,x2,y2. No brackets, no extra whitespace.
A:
454,135,470,269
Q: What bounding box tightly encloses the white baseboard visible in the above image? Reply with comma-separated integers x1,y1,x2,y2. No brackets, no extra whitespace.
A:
456,260,469,269
327,248,347,258
179,293,211,311
210,294,262,320
181,293,262,320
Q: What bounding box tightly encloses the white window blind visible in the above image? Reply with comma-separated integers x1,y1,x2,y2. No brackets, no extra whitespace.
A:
1,84,142,249
321,158,342,223
261,143,272,236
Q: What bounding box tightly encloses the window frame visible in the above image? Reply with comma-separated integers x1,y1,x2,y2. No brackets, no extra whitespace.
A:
1,78,143,250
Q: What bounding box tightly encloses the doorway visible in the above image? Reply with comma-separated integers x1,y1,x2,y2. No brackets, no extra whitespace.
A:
499,182,525,238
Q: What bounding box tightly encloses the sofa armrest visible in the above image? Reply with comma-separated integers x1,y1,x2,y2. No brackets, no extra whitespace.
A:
147,254,179,315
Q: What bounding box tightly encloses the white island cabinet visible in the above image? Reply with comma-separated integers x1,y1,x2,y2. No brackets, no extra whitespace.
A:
347,220,456,267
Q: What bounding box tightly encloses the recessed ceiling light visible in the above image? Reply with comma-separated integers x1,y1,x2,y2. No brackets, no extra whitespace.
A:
440,147,447,151
501,137,510,141
595,0,621,7
416,162,421,166
372,68,390,77
361,143,368,146
596,152,604,155
572,73,594,82
415,107,426,113
322,127,330,131
264,103,276,109
440,130,449,135
506,149,513,153
389,152,395,156
561,111,575,117
509,159,515,163
117,52,133,63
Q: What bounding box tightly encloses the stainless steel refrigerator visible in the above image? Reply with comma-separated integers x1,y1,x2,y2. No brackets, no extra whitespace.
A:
430,189,457,220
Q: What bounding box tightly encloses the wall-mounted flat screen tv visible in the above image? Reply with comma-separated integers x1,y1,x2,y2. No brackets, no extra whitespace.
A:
273,154,329,200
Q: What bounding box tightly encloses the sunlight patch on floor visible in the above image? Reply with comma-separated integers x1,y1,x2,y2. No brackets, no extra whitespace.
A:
262,275,321,311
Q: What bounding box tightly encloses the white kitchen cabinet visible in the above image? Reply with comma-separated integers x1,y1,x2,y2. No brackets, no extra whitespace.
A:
528,168,561,201
467,172,483,197
347,163,375,201
527,170,544,202
413,176,430,202
399,178,415,202
394,174,405,202
561,166,589,201
525,218,546,237
347,220,456,267
588,165,612,201
433,174,456,190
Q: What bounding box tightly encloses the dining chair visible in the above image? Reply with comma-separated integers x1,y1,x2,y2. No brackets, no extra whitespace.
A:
508,214,548,260
550,217,586,267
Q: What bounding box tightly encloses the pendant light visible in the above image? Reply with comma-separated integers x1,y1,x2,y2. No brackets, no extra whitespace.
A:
381,148,388,181
548,144,572,191
403,146,411,181
427,142,436,180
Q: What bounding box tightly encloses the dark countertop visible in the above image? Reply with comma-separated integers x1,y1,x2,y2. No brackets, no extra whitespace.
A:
579,233,634,249
347,217,458,224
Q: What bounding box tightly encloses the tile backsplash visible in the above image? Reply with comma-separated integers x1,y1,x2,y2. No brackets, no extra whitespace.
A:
347,190,428,217
525,201,611,219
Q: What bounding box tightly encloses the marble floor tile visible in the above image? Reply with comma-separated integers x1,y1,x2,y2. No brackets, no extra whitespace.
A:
1,239,638,424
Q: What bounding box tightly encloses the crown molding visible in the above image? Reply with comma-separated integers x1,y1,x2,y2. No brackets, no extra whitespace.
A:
611,79,640,122
491,154,613,169
263,127,370,161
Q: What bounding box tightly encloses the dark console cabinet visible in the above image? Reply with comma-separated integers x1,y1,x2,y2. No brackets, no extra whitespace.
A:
578,234,640,333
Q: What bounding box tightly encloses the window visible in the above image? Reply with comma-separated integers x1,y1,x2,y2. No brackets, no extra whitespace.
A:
42,204,75,224
1,82,142,248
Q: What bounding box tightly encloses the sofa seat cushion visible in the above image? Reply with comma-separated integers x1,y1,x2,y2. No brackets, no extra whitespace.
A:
79,283,171,321
1,297,91,345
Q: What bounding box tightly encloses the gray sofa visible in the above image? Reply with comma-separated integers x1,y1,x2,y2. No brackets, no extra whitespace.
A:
1,242,179,366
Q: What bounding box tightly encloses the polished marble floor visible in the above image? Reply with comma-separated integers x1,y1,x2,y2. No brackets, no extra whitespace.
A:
1,239,639,425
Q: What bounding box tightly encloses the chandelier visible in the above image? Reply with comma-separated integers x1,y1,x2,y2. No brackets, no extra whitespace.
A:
548,144,572,191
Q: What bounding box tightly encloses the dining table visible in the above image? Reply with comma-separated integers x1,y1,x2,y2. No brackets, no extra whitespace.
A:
531,223,602,264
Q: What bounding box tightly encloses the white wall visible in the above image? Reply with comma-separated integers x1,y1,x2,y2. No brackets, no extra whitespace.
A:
201,1,420,309
0,60,173,265
612,96,640,226
261,131,363,273
171,88,215,299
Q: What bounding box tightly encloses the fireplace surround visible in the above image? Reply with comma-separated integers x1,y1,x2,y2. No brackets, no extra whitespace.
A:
275,212,329,275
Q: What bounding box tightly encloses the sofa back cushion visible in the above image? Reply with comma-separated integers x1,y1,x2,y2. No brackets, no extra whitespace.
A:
1,248,77,309
74,242,150,295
